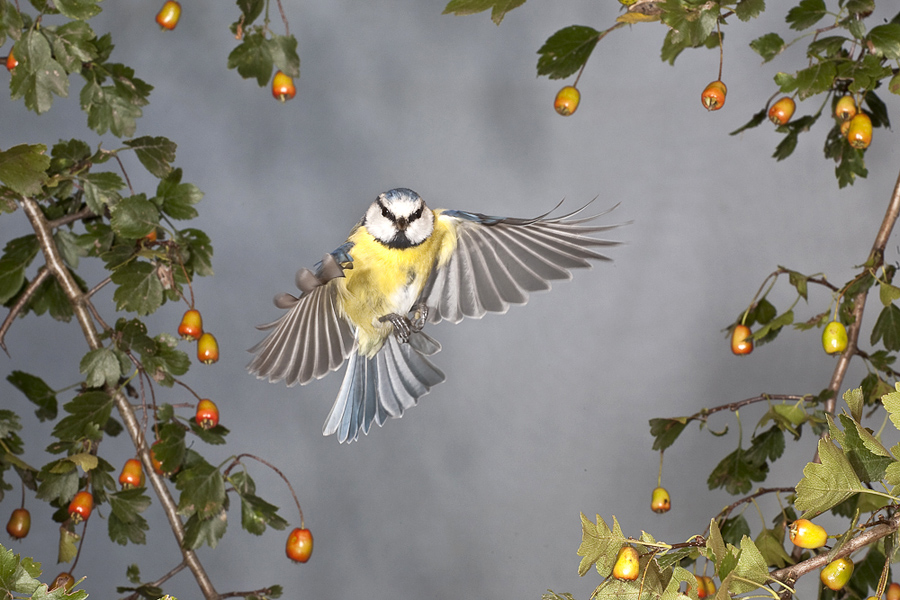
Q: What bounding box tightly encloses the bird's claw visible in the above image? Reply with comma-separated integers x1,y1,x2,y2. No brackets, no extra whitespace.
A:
410,304,428,333
379,313,412,343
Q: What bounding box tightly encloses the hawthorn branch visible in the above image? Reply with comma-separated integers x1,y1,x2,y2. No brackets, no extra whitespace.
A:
19,197,220,600
770,511,900,599
823,165,900,416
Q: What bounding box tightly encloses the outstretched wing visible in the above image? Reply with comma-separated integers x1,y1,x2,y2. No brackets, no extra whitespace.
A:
421,202,623,324
247,244,356,386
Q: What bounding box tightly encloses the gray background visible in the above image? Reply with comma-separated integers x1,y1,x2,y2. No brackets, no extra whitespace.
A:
3,1,899,598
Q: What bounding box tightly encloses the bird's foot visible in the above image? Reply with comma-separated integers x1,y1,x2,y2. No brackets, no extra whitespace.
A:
409,304,428,333
379,313,412,343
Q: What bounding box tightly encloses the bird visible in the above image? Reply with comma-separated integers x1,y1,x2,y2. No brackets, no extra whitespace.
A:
247,188,622,443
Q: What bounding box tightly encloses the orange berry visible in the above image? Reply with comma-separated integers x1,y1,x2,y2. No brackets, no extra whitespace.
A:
731,324,753,355
847,113,872,149
6,49,17,71
612,545,640,580
272,71,296,102
195,398,219,429
701,80,727,111
118,458,145,489
768,97,795,125
67,491,93,524
178,309,203,340
834,95,857,121
286,527,313,563
197,332,219,364
156,1,181,30
650,486,671,513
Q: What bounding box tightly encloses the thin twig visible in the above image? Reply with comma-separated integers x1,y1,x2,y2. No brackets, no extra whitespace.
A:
122,561,188,600
47,207,95,229
0,267,50,355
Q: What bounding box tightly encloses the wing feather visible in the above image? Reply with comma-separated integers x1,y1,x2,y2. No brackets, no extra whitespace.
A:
424,204,622,324
247,281,355,386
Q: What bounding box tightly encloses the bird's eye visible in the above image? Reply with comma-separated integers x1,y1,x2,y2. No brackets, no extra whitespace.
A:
381,206,391,219
411,207,423,221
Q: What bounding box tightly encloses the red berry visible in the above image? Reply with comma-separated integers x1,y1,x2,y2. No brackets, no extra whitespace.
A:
768,97,795,125
5,49,17,71
178,309,203,340
730,324,753,355
272,71,296,102
67,491,93,524
118,458,145,489
701,80,727,111
195,398,219,429
554,86,580,116
286,527,313,563
6,508,30,539
156,1,181,30
197,332,219,364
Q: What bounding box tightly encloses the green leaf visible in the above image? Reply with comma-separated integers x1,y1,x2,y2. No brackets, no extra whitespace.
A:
45,21,97,73
51,390,114,442
108,488,150,545
9,30,69,114
748,297,777,326
79,347,121,388
140,334,190,386
871,304,900,351
53,0,101,20
267,34,300,78
110,194,159,239
156,168,203,220
35,459,78,504
0,144,50,196
787,269,809,300
745,426,785,464
152,423,185,475
0,236,40,305
111,261,164,316
235,0,264,25
755,527,793,568
786,0,826,30
729,536,769,594
177,228,214,277
867,24,900,60
123,136,176,179
719,515,750,547
182,509,228,549
576,513,625,577
753,309,794,342
649,417,687,451
794,60,837,99
442,0,526,25
735,0,765,21
838,414,892,482
227,31,273,86
795,437,864,517
750,32,784,62
536,25,600,80
880,382,900,432
7,371,57,421
880,282,900,306
80,171,124,214
708,447,767,495
230,471,288,535
844,387,864,423
729,107,767,135
58,526,80,564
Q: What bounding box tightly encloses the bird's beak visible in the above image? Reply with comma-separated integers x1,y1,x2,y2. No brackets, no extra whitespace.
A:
396,218,409,231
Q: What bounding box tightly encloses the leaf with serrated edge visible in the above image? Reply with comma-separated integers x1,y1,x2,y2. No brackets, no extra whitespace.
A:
730,536,769,594
707,518,726,566
880,282,900,306
576,513,625,577
844,387,863,423
795,437,864,517
881,382,900,432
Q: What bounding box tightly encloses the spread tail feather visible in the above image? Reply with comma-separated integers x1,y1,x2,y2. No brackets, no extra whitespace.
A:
323,332,445,443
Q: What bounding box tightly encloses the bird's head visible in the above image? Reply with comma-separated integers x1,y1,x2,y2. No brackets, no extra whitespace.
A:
365,188,434,248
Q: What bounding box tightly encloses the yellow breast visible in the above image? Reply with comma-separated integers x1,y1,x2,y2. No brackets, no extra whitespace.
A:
338,215,451,356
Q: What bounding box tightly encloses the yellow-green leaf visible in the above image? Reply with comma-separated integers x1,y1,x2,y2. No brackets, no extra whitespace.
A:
67,452,98,472
795,437,864,517
729,536,769,594
576,513,625,577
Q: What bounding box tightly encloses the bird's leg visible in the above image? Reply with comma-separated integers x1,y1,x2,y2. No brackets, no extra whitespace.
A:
378,313,412,343
409,303,428,333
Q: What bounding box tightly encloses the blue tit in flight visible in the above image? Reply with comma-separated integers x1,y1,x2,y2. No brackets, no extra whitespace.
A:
248,188,621,443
